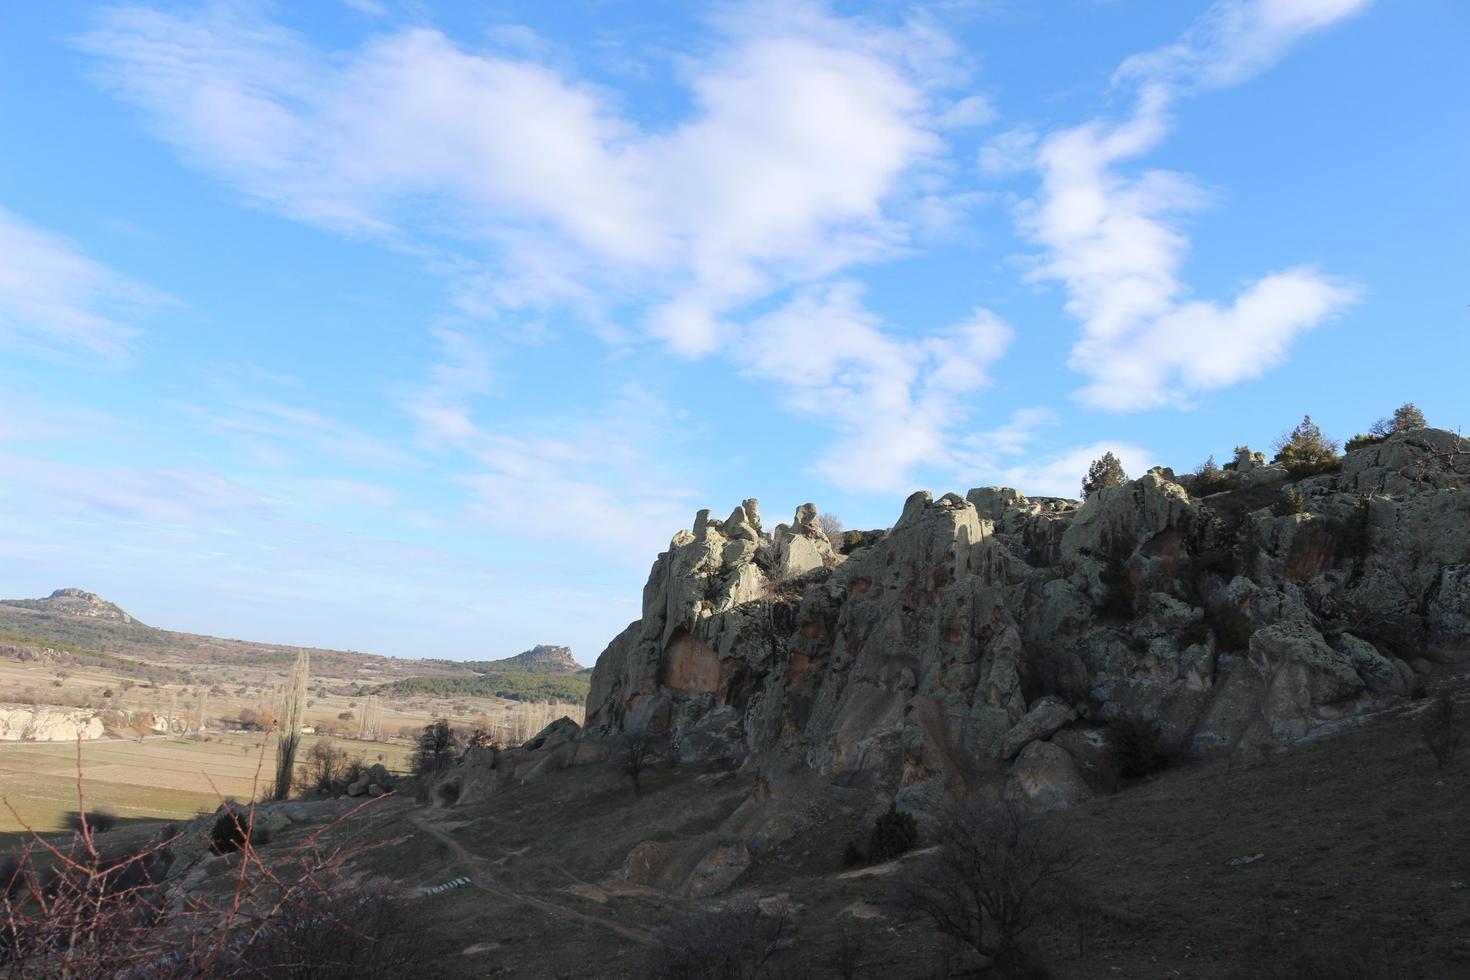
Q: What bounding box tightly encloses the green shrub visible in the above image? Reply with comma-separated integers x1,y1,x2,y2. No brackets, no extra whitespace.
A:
1177,622,1210,649
1273,490,1306,517
1272,415,1340,477
866,804,919,863
1106,716,1167,780
1211,607,1254,652
842,840,865,868
1344,432,1385,454
1081,452,1128,496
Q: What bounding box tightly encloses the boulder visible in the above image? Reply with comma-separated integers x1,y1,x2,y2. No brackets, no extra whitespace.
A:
523,716,581,752
999,697,1078,760
1005,741,1091,810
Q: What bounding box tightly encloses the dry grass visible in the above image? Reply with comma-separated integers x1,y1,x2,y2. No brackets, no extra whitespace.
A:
0,734,415,844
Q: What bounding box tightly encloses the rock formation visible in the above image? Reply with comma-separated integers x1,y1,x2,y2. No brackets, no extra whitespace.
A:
0,705,105,741
585,428,1470,809
0,588,140,624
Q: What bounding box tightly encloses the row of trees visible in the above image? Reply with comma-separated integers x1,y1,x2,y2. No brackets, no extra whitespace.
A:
1082,402,1432,497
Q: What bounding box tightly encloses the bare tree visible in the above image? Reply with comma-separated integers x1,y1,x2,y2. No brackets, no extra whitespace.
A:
411,718,461,777
273,651,309,801
648,894,794,980
615,727,657,795
890,800,1082,969
816,512,843,537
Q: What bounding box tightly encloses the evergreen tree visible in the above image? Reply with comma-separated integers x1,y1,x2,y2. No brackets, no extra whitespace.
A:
1081,452,1128,496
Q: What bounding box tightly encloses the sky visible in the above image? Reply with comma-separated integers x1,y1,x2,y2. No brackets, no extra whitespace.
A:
1,0,1466,662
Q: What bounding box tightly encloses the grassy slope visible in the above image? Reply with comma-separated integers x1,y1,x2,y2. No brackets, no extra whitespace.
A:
322,692,1470,978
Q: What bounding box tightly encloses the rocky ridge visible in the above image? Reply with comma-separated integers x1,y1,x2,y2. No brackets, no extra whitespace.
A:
581,428,1469,811
1,588,140,625
491,644,583,674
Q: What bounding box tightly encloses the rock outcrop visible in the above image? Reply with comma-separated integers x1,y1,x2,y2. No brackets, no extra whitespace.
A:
0,705,106,741
585,429,1470,805
0,588,140,624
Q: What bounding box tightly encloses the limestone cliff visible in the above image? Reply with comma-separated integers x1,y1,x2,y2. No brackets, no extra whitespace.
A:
586,428,1470,807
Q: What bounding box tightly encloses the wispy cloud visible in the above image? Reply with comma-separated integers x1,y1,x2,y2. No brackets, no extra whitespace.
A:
995,0,1368,410
80,1,1007,490
742,283,1012,492
0,205,170,361
78,3,956,352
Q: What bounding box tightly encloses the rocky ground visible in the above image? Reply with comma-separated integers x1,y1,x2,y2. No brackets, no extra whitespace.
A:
135,685,1462,978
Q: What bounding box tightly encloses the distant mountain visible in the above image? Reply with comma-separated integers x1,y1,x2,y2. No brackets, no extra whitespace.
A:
0,589,586,703
486,644,583,674
2,588,142,625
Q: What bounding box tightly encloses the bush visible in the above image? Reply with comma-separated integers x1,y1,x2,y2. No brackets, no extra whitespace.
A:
1344,432,1385,454
1081,452,1128,496
842,840,865,868
410,719,460,778
891,801,1079,969
1106,716,1167,779
1421,692,1461,768
1176,622,1210,649
1191,454,1227,496
649,895,793,980
1370,402,1427,437
1273,489,1306,517
867,804,919,863
67,809,118,834
209,810,249,854
1211,606,1254,652
1272,415,1340,477
303,739,350,793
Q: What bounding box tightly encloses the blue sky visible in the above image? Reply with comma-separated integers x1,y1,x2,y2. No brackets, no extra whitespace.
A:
1,0,1465,661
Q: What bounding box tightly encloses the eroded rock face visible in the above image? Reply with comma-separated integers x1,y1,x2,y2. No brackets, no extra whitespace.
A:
0,705,105,741
585,429,1470,800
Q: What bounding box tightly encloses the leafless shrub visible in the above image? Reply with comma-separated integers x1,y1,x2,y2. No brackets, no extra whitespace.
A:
825,920,866,980
816,512,843,537
648,894,793,980
303,738,351,793
616,727,657,795
1421,691,1461,767
889,801,1081,970
0,739,396,978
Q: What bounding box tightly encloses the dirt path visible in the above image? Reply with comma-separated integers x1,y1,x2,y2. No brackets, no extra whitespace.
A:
407,811,656,946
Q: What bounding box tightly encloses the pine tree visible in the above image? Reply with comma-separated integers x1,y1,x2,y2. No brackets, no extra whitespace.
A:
1272,415,1339,475
1081,452,1128,496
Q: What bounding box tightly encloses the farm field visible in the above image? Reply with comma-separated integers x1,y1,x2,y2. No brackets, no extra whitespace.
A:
0,732,415,845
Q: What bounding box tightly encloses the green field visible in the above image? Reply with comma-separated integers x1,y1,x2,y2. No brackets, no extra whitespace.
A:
0,733,414,846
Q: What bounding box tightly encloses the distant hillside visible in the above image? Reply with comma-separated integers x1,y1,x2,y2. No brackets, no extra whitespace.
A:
374,671,590,704
479,644,583,674
1,588,142,625
0,590,580,698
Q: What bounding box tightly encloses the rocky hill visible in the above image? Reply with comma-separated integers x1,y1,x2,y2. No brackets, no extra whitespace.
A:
0,587,141,625
489,644,583,674
585,427,1469,810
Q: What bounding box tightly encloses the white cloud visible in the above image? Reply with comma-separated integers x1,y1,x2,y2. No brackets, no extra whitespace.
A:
991,440,1156,500
936,93,997,129
80,2,1005,492
0,206,169,361
742,283,1012,492
79,4,946,355
1011,0,1367,410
